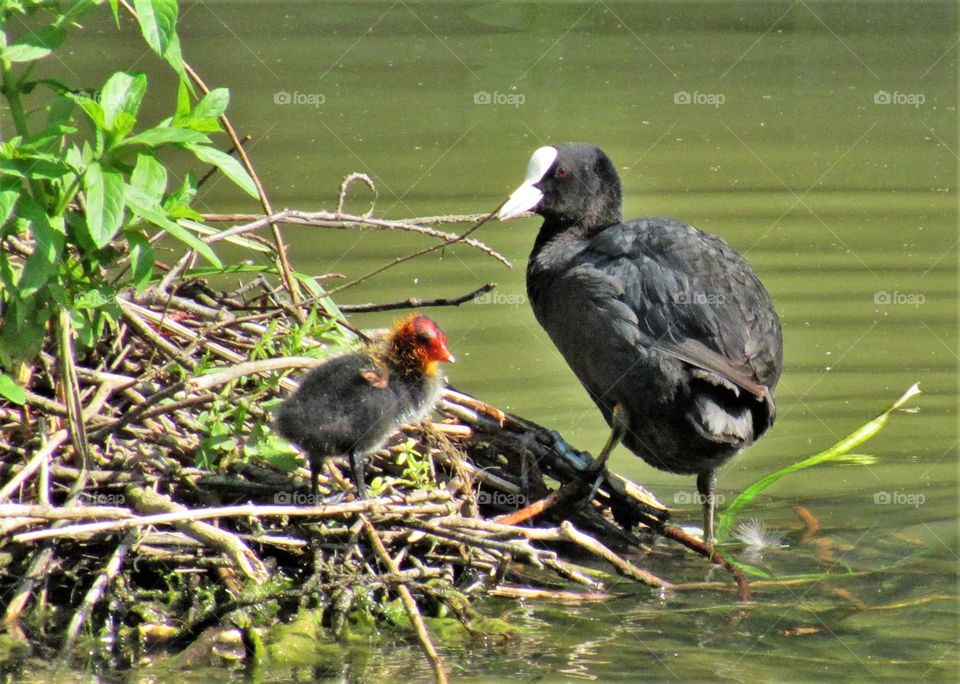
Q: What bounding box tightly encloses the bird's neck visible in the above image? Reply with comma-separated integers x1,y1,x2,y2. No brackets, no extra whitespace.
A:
530,218,608,269
384,347,437,379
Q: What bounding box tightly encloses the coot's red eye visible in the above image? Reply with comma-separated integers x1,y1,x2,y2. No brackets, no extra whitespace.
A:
555,167,569,178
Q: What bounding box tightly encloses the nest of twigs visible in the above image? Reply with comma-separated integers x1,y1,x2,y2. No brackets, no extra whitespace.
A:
0,235,748,678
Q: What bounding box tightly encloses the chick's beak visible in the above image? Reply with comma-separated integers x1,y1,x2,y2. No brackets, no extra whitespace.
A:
427,335,454,364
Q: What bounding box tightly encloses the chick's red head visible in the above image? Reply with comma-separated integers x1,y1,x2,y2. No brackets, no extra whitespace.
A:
390,314,454,374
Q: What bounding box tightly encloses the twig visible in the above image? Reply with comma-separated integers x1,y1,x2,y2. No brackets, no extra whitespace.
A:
0,503,133,520
327,208,505,295
0,367,117,502
337,173,377,216
202,209,510,266
657,524,752,602
493,476,583,526
14,497,458,542
59,529,137,659
433,517,667,589
362,516,448,684
556,521,666,589
120,302,197,369
57,310,90,498
489,586,620,602
339,283,497,313
124,486,268,584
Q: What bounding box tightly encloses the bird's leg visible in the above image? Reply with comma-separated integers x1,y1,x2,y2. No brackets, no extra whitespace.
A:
583,403,628,501
349,452,368,498
310,457,320,498
697,469,718,545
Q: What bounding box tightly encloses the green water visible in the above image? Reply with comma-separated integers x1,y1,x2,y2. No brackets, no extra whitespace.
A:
61,1,960,680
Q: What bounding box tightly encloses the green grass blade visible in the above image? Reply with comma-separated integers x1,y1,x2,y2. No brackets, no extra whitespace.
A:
717,383,921,540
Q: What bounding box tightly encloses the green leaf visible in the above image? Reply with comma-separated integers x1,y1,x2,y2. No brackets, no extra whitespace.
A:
0,374,26,405
121,126,209,148
73,286,117,310
130,153,167,203
160,31,189,84
125,229,155,290
177,89,228,132
175,78,192,120
84,161,125,247
0,154,71,180
69,94,107,131
0,188,19,229
70,307,98,349
177,218,271,253
133,0,178,57
187,144,258,198
716,383,922,540
46,95,76,129
23,97,76,154
3,25,66,63
165,170,197,208
16,200,64,297
100,71,148,136
124,185,221,267
193,88,229,120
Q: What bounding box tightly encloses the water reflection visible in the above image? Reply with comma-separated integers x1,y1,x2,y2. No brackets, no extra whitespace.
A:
77,1,959,680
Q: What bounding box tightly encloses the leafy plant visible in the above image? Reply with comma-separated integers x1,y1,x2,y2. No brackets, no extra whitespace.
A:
369,439,434,495
0,0,257,399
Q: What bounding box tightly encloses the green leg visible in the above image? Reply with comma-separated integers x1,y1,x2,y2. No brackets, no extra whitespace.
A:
584,403,628,500
697,469,718,545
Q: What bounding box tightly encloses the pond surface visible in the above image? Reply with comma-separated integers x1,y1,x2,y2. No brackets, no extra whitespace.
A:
71,1,959,680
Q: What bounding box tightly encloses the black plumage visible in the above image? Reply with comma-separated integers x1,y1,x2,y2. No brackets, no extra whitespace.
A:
498,143,783,541
276,314,453,497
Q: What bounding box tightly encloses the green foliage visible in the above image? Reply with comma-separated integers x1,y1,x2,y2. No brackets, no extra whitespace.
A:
717,384,922,542
0,0,257,372
370,439,434,495
190,311,357,471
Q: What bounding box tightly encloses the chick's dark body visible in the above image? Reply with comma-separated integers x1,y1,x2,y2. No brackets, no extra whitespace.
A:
276,313,452,497
276,351,442,464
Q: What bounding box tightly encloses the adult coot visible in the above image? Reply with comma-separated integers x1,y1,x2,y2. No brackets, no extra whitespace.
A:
277,314,454,498
498,143,783,542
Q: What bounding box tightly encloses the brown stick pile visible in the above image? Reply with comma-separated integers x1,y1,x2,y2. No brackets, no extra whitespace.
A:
0,212,751,679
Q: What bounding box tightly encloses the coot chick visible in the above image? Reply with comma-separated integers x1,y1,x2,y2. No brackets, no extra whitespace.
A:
277,314,454,498
498,144,783,543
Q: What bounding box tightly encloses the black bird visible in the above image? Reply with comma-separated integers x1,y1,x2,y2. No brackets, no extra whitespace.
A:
498,143,783,543
277,314,454,498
